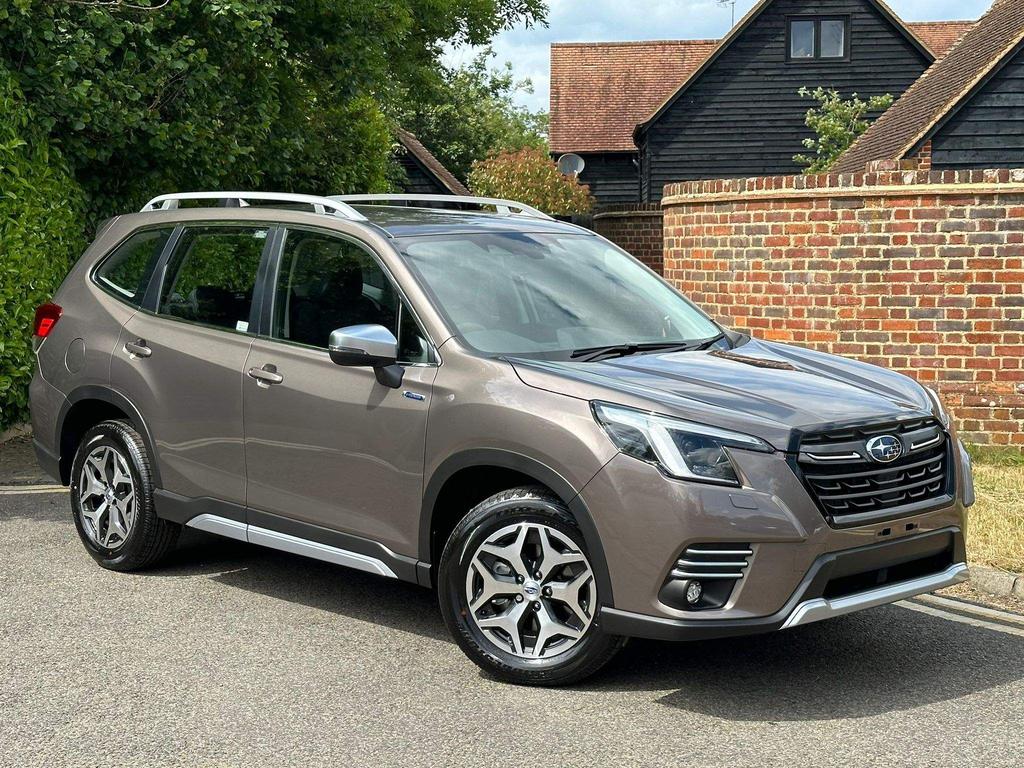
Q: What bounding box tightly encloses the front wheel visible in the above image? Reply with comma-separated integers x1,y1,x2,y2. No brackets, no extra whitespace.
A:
438,486,625,686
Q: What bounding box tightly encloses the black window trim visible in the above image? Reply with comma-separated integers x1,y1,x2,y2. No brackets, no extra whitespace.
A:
144,220,280,338
262,224,440,367
786,15,851,63
89,224,179,310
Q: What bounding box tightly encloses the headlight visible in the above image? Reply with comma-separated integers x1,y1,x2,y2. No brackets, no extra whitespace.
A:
592,402,772,486
924,386,951,428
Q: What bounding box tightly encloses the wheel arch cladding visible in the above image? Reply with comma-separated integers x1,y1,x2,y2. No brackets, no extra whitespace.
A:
419,449,614,605
57,386,161,487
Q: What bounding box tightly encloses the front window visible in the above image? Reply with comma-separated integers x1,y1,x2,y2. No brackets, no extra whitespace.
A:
789,17,848,60
273,228,432,363
399,232,720,359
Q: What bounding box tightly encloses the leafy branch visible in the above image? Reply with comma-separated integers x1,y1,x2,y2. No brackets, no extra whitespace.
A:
794,87,894,173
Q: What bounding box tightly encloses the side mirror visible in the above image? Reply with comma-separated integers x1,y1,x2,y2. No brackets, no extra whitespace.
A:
328,324,404,389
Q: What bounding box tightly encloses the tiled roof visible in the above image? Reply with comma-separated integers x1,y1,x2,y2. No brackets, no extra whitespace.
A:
395,129,470,195
836,0,1024,173
909,21,976,58
549,39,718,153
549,14,973,154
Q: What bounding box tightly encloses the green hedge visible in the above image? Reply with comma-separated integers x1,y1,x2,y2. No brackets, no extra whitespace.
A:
0,72,86,432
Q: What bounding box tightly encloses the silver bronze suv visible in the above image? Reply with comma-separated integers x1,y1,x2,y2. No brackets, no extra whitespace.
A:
30,192,974,685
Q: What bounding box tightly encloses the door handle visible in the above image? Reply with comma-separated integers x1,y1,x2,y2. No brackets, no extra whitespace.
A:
124,340,152,359
247,364,284,388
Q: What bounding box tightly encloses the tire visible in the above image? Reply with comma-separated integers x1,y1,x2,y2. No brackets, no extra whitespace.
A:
438,486,626,686
69,419,179,571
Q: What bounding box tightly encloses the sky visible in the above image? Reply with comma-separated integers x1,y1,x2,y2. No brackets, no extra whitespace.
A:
445,0,995,113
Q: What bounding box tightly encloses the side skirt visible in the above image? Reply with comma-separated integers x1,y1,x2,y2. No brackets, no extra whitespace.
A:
156,489,421,583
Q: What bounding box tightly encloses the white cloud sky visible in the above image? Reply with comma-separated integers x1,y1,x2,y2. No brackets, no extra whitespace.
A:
445,0,995,113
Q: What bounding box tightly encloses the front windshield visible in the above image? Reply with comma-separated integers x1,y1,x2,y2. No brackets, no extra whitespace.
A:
399,232,720,359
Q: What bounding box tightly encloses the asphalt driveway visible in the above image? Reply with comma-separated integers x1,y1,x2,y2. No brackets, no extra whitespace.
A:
2,480,1023,766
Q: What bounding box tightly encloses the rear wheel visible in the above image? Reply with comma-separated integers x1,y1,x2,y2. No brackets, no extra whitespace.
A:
438,486,625,686
69,420,179,571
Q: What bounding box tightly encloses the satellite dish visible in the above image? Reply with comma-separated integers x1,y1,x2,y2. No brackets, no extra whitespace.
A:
557,153,586,177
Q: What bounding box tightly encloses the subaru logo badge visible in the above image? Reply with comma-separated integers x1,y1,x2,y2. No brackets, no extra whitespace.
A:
866,435,903,463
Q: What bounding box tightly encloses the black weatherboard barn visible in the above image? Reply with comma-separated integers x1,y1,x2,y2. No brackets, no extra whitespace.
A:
548,1,974,206
836,0,1024,173
634,0,943,201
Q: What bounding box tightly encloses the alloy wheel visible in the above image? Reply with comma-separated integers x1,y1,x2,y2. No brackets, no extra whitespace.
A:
78,445,136,550
465,522,596,659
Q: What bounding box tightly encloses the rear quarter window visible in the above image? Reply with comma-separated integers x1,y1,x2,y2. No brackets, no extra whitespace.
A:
93,228,173,307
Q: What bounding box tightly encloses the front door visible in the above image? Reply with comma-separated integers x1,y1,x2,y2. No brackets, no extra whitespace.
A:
242,227,437,556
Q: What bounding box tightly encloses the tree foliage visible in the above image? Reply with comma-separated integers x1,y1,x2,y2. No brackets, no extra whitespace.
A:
0,0,547,221
0,71,86,431
468,148,593,216
794,87,894,173
396,49,548,182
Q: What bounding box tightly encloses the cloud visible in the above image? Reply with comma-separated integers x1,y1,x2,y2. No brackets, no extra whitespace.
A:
447,0,994,113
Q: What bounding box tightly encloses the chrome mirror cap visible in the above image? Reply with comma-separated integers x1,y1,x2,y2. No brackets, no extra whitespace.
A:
328,324,399,368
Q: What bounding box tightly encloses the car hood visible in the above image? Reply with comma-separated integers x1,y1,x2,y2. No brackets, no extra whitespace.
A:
509,338,935,451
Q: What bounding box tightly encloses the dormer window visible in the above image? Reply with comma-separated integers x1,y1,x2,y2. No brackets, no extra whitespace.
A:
788,17,849,61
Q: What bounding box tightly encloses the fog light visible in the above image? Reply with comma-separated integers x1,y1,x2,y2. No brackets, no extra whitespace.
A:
685,580,703,606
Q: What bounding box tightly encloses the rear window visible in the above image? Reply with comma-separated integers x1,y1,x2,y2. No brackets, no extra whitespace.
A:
158,225,269,333
93,228,173,307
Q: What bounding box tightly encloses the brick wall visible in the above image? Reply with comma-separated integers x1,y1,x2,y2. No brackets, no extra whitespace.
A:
592,204,665,274
663,168,1024,446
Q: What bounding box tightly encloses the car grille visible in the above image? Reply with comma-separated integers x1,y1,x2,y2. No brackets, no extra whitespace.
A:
796,417,952,527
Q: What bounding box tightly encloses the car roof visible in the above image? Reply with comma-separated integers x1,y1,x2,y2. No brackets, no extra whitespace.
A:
351,205,594,238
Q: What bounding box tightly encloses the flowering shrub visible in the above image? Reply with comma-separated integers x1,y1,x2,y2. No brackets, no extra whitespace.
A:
468,148,594,216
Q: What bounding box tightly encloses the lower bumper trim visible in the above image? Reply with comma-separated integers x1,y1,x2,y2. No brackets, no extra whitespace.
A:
780,562,969,630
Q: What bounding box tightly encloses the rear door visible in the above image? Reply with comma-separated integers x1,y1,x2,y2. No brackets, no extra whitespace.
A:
241,227,437,555
110,223,275,507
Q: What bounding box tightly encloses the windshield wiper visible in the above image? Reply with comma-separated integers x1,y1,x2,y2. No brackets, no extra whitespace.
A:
570,341,701,363
570,333,729,363
694,332,728,350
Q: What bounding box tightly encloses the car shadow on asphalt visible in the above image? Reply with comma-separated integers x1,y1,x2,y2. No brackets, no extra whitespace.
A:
158,529,449,642
152,530,1024,717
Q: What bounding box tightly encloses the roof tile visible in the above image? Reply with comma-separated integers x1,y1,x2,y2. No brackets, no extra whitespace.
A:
836,0,1024,173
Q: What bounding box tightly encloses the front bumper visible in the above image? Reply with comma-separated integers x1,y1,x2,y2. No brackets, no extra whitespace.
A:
599,526,967,641
580,441,971,639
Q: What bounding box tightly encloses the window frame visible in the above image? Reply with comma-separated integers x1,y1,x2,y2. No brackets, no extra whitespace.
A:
263,225,439,367
89,225,179,309
786,15,850,63
147,221,280,338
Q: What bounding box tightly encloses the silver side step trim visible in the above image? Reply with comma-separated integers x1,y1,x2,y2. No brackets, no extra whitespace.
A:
781,562,969,630
185,515,398,578
186,513,248,542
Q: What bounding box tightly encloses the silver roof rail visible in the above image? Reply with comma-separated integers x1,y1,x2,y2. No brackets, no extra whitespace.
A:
331,194,555,221
141,192,367,221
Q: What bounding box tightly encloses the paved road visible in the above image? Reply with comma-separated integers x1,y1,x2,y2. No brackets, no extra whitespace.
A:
2,487,1023,768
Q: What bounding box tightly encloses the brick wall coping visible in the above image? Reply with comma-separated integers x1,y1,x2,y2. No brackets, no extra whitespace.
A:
592,208,664,220
663,167,1024,206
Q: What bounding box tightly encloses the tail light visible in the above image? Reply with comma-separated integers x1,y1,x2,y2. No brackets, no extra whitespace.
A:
33,303,63,339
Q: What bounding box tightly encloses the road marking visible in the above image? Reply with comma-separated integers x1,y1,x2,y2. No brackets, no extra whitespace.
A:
899,600,1024,638
0,484,69,495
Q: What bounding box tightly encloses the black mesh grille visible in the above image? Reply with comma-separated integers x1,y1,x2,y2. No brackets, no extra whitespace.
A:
796,417,952,526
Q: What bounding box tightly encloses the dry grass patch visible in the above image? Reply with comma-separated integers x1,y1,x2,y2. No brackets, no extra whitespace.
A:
967,457,1024,573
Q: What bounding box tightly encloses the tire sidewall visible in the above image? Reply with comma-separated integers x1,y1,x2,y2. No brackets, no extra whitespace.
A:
439,493,615,684
69,422,152,568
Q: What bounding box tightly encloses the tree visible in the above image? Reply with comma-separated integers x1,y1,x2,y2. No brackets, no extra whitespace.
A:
0,71,86,431
396,49,548,182
0,0,547,222
468,148,593,216
794,87,894,173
